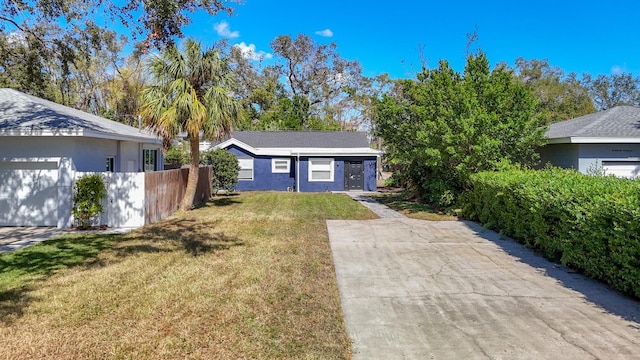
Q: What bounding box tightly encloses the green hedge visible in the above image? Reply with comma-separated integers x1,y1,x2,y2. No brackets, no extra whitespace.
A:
463,168,640,298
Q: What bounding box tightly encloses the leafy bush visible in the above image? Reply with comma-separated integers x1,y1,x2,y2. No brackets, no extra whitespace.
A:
164,142,189,167
201,149,239,193
383,174,401,187
374,51,545,205
463,168,640,298
73,174,107,229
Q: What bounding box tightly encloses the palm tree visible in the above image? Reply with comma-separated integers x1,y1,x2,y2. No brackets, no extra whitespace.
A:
140,39,239,211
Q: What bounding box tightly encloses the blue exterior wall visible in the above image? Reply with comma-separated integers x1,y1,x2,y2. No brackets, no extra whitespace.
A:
297,156,377,192
226,145,295,191
224,145,377,192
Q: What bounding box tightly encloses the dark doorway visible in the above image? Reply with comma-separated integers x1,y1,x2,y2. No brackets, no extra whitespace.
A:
345,161,364,190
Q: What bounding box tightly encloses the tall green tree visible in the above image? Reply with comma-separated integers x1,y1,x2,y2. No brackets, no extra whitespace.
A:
140,39,240,211
582,72,640,110
375,52,545,205
513,58,595,123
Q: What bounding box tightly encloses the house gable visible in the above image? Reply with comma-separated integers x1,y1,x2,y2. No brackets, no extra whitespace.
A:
0,88,162,145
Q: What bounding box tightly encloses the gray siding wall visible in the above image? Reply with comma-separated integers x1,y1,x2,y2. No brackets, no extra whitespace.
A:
577,143,640,173
538,144,579,170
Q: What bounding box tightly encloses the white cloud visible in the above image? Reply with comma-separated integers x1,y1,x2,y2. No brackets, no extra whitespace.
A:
315,29,334,37
233,42,273,61
611,65,626,75
214,21,239,38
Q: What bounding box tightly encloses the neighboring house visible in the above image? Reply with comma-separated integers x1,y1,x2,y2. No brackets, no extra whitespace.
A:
212,131,383,192
539,106,640,178
0,88,164,227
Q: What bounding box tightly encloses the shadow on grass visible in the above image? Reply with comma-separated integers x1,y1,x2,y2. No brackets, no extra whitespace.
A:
0,234,118,325
118,217,243,257
210,196,242,207
0,215,244,324
374,193,429,213
373,193,456,221
0,234,118,278
0,286,35,325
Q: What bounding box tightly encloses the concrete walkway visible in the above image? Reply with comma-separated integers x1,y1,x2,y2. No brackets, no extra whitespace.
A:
328,202,640,359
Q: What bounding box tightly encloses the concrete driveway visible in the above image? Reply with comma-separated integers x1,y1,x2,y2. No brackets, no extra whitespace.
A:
328,218,640,359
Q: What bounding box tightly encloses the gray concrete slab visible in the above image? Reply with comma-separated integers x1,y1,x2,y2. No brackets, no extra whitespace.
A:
328,218,640,360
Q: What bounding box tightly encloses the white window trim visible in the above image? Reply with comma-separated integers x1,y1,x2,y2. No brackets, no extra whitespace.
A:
308,158,334,182
238,158,254,181
271,158,290,173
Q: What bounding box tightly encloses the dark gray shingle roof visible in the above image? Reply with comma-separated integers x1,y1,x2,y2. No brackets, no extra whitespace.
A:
225,131,371,148
546,106,640,139
0,88,160,142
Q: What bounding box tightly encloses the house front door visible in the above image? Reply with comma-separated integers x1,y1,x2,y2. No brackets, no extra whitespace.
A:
345,161,364,191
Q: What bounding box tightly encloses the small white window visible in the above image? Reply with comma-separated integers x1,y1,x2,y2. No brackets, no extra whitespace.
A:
309,158,334,182
272,158,290,173
238,158,254,180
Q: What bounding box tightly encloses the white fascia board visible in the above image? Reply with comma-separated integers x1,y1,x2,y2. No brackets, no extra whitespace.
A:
214,138,291,156
0,128,163,145
547,137,640,144
289,148,384,157
83,129,163,145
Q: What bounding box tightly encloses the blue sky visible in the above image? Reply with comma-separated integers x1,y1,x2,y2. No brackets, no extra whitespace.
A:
180,0,640,79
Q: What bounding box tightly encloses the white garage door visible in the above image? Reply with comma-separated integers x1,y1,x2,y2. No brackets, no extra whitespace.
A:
602,161,640,179
0,162,58,226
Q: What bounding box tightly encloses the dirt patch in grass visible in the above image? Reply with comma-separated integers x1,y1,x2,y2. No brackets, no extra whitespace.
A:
372,192,458,221
0,192,376,359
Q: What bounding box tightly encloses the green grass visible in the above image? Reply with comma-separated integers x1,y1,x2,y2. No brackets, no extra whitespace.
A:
371,192,457,221
0,192,377,359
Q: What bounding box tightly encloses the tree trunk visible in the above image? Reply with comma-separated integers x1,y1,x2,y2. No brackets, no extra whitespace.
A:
180,134,200,211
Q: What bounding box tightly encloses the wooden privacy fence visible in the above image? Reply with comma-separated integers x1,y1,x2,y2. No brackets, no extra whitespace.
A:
144,166,212,224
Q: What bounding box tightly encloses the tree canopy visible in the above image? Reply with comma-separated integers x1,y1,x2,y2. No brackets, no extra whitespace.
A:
582,72,640,110
375,52,545,206
513,58,595,124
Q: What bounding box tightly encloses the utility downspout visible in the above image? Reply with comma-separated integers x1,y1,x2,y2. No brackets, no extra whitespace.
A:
296,153,300,193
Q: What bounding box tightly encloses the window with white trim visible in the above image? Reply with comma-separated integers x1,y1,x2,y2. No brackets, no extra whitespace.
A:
238,158,254,180
272,158,290,173
308,158,334,182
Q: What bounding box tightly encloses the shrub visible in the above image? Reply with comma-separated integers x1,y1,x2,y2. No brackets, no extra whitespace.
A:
463,168,640,298
164,142,189,168
383,174,401,187
73,174,107,229
201,149,239,193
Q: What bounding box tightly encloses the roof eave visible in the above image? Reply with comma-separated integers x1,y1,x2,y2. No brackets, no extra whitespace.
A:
0,128,83,136
546,136,640,144
0,128,162,145
83,129,163,145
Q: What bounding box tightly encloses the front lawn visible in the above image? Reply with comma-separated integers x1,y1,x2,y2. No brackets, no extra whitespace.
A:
372,192,457,221
0,192,377,359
